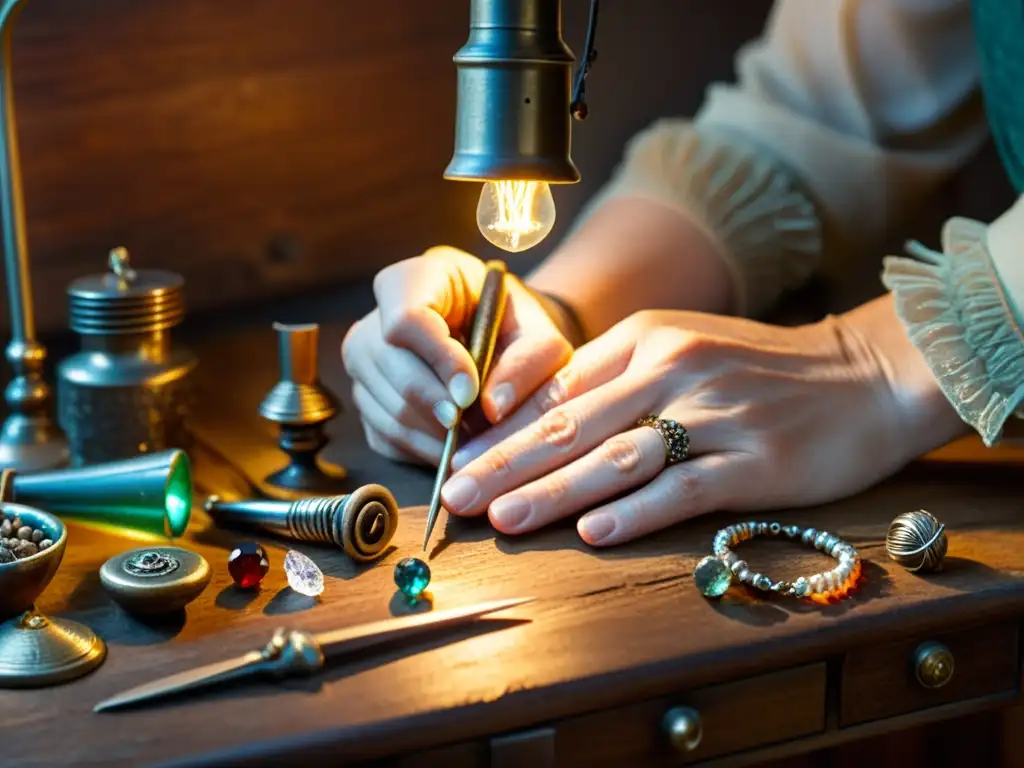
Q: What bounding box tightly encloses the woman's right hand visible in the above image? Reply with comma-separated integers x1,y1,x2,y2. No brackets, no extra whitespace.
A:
341,246,575,466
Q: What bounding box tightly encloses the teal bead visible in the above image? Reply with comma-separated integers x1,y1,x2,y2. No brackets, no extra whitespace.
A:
394,557,431,599
694,556,732,598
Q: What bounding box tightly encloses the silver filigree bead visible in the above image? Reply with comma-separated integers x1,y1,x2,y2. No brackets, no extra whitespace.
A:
770,580,790,593
730,559,748,575
722,551,740,568
801,528,818,545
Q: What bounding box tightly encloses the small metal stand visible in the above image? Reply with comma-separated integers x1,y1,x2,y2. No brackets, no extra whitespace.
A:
0,499,106,689
0,609,107,688
0,0,68,472
258,322,346,501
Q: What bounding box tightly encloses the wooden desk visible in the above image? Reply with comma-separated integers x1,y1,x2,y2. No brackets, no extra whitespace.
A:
2,312,1022,768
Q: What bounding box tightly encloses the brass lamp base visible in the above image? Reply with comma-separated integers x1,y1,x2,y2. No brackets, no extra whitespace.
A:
0,609,106,688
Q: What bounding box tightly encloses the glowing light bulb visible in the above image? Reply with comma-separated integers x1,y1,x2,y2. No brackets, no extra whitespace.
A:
476,180,556,253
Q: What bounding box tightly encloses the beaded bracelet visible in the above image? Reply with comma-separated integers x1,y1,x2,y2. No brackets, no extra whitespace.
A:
694,522,862,603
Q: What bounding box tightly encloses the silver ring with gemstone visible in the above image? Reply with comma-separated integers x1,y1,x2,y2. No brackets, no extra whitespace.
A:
636,414,690,466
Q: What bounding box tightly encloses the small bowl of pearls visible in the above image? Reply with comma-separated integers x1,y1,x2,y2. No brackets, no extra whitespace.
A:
0,503,67,622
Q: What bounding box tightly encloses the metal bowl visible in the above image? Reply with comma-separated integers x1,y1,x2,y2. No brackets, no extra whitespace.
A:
0,504,67,622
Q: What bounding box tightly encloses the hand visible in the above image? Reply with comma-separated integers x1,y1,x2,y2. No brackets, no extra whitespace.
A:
440,300,954,546
341,246,574,466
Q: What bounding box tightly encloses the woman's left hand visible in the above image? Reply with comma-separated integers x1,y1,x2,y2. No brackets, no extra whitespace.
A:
439,303,947,546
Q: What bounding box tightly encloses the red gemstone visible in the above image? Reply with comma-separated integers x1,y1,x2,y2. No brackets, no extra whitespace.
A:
228,542,269,588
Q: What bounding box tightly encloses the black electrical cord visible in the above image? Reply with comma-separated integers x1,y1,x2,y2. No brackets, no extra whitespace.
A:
570,0,600,120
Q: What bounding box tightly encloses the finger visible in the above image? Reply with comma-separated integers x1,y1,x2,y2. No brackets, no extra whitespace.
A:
351,355,448,439
477,281,573,423
374,342,461,431
577,452,754,546
481,327,572,424
345,311,458,432
352,382,445,466
374,249,485,408
361,420,425,466
442,370,658,517
485,425,667,534
451,326,638,470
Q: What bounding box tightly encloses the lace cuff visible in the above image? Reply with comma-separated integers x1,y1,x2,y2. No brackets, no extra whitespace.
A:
881,218,1024,446
571,118,823,317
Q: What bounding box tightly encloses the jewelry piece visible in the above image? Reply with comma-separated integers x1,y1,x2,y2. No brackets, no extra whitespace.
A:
694,522,862,603
637,415,690,465
885,509,947,573
123,550,180,578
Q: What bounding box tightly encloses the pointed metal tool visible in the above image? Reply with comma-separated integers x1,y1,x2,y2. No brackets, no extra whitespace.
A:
93,596,533,712
423,260,508,551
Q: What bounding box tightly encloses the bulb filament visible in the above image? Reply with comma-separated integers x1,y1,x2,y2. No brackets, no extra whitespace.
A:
487,181,543,251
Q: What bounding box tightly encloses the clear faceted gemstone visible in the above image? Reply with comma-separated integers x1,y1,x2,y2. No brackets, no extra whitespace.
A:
284,550,324,596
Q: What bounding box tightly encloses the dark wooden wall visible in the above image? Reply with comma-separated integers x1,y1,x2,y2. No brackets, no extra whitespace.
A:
2,0,773,334
1,0,1013,334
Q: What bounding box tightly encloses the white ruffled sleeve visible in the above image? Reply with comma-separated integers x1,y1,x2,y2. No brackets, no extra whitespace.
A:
572,120,822,318
882,207,1024,446
572,0,986,318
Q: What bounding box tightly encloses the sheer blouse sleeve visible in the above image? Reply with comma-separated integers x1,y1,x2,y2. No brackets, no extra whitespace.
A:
573,0,988,317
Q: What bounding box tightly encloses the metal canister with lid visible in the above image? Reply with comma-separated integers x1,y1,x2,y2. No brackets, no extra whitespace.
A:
56,247,197,466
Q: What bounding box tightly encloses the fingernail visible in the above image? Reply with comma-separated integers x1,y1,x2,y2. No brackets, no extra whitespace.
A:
490,497,531,531
448,372,478,409
432,400,458,429
579,514,616,544
442,475,480,512
486,383,515,421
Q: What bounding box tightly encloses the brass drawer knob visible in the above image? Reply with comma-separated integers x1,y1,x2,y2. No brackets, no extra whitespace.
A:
913,640,954,689
662,706,702,752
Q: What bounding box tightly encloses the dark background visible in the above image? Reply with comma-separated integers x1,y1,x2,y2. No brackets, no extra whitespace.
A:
0,0,1014,336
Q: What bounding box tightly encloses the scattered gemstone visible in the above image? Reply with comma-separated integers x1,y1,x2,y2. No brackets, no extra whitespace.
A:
227,542,270,588
394,557,431,599
694,555,732,598
284,550,324,597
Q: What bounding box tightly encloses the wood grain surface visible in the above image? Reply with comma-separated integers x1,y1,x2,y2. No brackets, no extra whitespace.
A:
1,305,1021,767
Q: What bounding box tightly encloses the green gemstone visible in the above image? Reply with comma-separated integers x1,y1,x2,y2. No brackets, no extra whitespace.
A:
394,557,431,599
694,556,732,598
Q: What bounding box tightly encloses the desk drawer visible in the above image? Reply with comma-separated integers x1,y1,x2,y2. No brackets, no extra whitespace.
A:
840,621,1019,727
552,663,827,766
